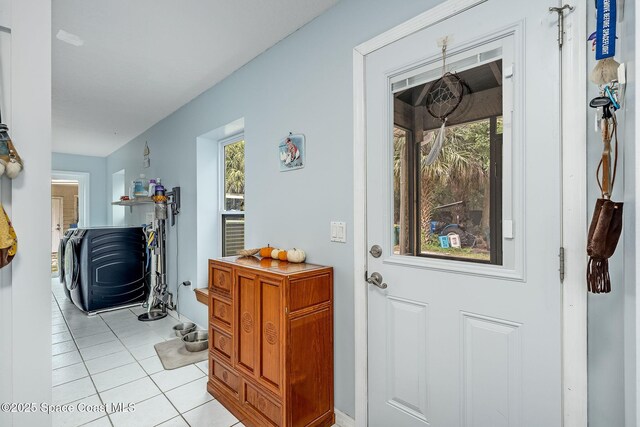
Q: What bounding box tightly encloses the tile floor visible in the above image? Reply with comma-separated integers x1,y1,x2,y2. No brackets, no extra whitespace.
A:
51,279,244,427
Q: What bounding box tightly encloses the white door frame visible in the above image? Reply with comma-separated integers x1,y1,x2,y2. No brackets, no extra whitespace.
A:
51,170,90,228
352,1,588,426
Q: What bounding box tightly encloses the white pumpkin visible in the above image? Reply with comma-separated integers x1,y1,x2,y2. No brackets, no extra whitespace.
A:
287,248,306,263
270,248,282,259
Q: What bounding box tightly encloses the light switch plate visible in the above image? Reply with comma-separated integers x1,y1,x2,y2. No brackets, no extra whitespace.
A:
330,221,347,243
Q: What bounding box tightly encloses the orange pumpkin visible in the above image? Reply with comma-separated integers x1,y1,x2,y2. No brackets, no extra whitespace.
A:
278,250,288,261
259,245,272,258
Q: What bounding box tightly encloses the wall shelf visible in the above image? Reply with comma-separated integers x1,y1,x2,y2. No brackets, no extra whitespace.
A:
194,288,209,306
112,197,154,212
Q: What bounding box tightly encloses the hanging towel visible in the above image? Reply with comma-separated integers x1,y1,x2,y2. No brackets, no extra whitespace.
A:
0,203,16,268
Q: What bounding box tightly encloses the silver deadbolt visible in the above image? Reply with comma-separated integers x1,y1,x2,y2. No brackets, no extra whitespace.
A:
369,245,382,258
367,272,387,289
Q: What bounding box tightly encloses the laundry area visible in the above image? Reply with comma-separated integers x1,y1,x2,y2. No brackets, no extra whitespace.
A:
51,175,239,426
0,0,638,426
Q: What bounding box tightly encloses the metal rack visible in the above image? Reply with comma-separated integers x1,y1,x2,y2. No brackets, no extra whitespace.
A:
112,187,181,321
111,196,154,213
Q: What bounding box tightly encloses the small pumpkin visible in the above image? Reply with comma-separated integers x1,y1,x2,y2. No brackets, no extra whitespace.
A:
271,248,282,259
259,245,272,258
287,248,306,263
278,250,288,261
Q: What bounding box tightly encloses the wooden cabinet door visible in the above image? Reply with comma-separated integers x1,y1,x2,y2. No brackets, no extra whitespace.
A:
257,277,283,395
235,270,258,377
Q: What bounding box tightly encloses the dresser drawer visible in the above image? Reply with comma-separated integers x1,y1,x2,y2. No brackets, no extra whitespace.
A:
210,355,239,397
243,381,282,426
209,263,232,296
211,296,233,332
211,326,233,364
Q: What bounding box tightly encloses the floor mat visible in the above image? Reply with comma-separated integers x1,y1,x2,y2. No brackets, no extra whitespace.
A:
154,338,208,370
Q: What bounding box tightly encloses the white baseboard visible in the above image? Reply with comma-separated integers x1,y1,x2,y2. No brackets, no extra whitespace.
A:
334,408,355,427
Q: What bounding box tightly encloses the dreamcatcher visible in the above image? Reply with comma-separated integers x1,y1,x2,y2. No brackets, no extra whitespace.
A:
423,41,470,165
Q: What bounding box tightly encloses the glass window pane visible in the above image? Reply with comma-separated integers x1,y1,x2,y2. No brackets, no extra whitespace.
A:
419,119,496,262
224,140,245,211
392,59,503,264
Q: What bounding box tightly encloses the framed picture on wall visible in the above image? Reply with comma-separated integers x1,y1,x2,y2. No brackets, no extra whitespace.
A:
278,134,305,171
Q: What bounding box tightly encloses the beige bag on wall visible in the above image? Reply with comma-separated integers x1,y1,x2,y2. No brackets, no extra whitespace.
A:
0,203,17,268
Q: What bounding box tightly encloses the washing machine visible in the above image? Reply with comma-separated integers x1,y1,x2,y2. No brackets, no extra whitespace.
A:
58,229,77,301
65,226,149,314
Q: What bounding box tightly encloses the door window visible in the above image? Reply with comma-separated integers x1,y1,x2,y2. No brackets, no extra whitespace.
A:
393,59,504,264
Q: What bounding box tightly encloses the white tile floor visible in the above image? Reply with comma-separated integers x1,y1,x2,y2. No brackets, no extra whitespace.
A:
51,279,244,427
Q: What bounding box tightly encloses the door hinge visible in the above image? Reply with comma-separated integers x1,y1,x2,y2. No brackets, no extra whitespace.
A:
559,247,565,282
364,270,368,282
549,4,575,49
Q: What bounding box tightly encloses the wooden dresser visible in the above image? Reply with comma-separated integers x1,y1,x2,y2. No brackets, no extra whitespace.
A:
207,256,334,427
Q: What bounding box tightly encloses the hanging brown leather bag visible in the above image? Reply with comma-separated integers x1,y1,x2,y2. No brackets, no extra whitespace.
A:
587,111,623,293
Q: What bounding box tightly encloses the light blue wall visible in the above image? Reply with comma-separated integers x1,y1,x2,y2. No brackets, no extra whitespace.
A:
105,0,638,419
587,2,636,426
52,152,108,226
106,0,447,416
621,1,637,424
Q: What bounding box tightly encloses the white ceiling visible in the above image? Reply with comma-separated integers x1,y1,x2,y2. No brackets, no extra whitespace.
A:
53,0,339,157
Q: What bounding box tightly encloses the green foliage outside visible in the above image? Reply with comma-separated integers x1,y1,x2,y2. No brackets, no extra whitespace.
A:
224,140,245,211
394,118,502,260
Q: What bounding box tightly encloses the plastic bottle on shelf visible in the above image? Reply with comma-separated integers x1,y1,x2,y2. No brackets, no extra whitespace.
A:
148,179,156,197
134,174,147,197
129,180,136,199
141,174,149,192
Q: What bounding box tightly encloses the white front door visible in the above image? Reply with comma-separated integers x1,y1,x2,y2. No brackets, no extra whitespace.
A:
51,197,63,252
365,1,561,426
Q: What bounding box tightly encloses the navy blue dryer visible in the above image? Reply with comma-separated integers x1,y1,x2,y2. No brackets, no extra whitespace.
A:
58,229,77,301
64,227,149,313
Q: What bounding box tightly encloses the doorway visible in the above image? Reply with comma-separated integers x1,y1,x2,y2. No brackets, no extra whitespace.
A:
112,169,125,226
51,179,78,275
51,171,90,275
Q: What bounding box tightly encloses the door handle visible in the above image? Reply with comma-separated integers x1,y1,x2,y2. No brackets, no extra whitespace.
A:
366,272,387,289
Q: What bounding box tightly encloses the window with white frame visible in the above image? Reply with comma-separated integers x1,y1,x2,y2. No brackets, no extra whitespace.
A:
220,137,245,256
390,39,514,269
